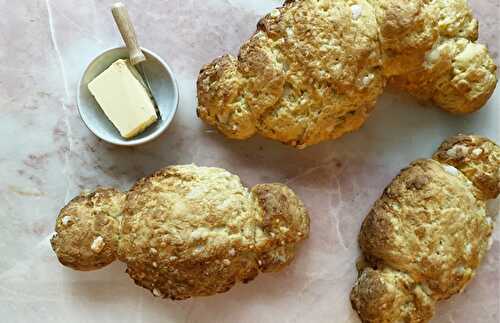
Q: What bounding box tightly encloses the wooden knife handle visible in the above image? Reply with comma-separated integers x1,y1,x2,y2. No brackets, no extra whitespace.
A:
111,2,146,65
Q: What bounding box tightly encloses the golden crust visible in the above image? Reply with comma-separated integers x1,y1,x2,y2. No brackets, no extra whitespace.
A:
50,188,125,271
359,159,491,299
433,134,500,199
391,38,497,114
252,183,310,272
351,135,499,323
197,0,497,148
375,0,439,77
198,0,385,148
351,267,436,323
119,165,261,299
197,55,255,139
374,0,496,114
51,165,310,300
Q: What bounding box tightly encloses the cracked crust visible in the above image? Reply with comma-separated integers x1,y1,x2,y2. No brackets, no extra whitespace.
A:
252,183,310,272
351,267,436,323
50,188,125,271
119,165,261,299
351,135,499,323
197,0,497,148
198,0,384,148
433,134,500,200
51,165,310,300
391,37,497,114
359,159,491,300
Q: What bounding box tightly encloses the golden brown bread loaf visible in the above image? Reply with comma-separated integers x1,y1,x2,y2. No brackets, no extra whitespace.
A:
197,0,497,148
51,165,309,300
351,134,500,323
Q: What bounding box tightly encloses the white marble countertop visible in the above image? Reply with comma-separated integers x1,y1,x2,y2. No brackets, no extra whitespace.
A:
0,1,498,322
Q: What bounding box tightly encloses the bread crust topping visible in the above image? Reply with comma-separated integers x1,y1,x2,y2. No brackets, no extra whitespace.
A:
51,165,310,300
351,135,500,323
197,0,497,148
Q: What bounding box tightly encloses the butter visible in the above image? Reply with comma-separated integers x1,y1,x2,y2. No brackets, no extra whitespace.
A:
88,59,157,139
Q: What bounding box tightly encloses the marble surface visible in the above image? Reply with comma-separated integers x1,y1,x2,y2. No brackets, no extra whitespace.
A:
0,1,499,322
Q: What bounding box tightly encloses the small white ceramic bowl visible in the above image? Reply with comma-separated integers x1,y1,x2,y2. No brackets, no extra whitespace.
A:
77,47,179,146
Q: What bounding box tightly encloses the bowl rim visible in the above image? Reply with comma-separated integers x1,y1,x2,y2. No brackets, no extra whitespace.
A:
76,46,179,146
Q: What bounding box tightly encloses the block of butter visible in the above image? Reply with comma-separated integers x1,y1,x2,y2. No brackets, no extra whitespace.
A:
88,59,158,139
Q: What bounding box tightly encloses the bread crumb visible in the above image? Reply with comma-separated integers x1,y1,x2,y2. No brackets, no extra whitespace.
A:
61,216,72,226
446,145,469,158
472,148,483,157
152,288,163,297
351,4,362,20
270,9,280,18
421,283,432,295
442,165,460,176
191,227,209,240
223,259,231,266
91,236,105,253
464,243,472,255
280,226,289,233
425,47,441,65
169,256,178,261
192,246,204,255
150,248,158,254
362,74,374,86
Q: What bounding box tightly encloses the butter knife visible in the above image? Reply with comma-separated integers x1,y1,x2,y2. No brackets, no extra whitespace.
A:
111,2,161,119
